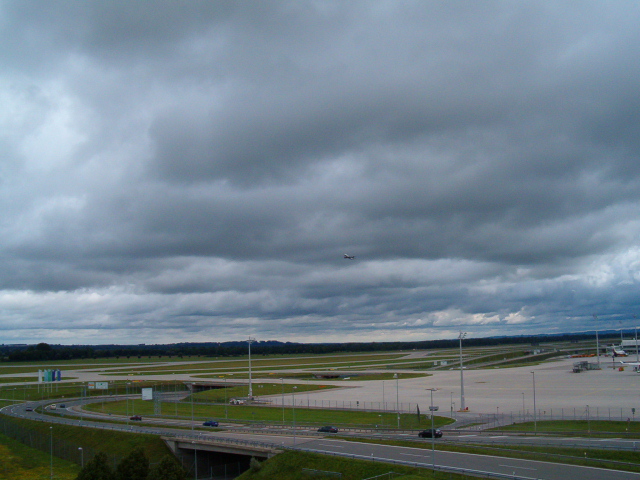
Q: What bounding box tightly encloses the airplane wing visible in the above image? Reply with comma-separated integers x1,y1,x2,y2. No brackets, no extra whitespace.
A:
619,360,640,367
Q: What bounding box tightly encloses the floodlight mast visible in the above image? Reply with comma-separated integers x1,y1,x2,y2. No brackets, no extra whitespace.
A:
247,337,256,398
458,332,467,411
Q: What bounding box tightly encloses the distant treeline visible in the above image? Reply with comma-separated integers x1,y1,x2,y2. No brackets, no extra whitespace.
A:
0,331,620,363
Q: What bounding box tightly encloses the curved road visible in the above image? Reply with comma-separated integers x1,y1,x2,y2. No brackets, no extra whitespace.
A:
3,398,640,480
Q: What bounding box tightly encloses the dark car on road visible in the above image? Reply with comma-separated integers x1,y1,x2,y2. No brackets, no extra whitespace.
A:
418,428,442,438
317,426,339,433
130,415,142,421
203,420,219,427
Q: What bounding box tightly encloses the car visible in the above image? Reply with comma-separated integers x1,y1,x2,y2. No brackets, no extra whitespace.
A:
418,428,443,438
59,404,66,409
49,404,57,410
25,407,33,412
317,426,339,433
203,420,219,427
130,415,142,421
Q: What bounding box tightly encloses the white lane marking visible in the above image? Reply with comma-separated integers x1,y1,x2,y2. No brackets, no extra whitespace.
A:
499,464,537,471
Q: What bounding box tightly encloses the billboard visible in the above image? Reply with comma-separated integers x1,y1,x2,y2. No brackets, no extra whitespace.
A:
87,382,109,390
141,388,153,401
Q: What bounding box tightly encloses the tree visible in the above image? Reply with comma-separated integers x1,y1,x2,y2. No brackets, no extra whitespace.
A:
75,452,114,480
147,455,187,480
115,446,149,480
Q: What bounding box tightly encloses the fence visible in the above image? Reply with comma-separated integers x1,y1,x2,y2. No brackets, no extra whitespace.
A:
0,414,121,469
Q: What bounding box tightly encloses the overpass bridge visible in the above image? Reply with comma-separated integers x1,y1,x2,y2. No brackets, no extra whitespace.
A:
163,434,281,478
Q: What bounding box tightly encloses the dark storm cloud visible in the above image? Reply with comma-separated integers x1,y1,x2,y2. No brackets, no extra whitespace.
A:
1,1,640,344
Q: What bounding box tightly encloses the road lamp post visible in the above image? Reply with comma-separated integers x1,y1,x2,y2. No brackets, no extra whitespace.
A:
49,426,53,479
292,386,297,446
459,332,467,411
192,442,198,479
78,447,83,468
394,373,400,428
531,371,537,434
427,388,439,471
247,337,255,399
281,378,285,425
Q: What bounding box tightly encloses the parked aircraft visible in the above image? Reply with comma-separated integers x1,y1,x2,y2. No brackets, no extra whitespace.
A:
618,360,640,370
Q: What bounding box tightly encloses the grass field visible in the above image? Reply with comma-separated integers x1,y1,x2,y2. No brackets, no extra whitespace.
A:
84,397,453,430
496,419,640,436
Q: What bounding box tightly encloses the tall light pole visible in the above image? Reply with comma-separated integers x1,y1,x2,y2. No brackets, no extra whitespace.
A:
247,337,255,398
635,324,639,363
427,388,439,471
192,442,198,480
49,426,53,479
78,447,83,468
531,371,537,433
459,332,467,411
281,378,285,425
292,386,297,446
224,376,228,419
394,373,400,428
593,315,600,368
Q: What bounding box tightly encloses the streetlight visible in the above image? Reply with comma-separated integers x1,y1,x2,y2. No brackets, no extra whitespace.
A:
49,426,53,479
531,371,537,434
192,441,198,479
394,373,400,428
247,337,256,399
292,386,297,446
78,447,83,468
596,329,601,368
459,332,467,411
521,392,525,421
224,376,228,419
281,378,285,425
191,384,194,431
427,388,439,471
450,391,453,419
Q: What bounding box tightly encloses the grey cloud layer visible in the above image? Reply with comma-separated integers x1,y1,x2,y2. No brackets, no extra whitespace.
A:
1,1,640,344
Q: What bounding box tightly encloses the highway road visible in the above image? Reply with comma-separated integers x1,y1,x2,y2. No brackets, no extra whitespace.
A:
3,398,640,480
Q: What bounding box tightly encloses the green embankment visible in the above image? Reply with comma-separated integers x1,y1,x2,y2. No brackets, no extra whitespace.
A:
2,416,173,464
236,450,464,480
0,432,80,480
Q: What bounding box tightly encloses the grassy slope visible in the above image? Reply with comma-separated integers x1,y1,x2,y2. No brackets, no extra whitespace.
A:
3,417,173,463
0,432,80,480
236,450,465,480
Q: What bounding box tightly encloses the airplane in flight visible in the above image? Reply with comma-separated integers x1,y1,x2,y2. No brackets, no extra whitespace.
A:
343,254,355,260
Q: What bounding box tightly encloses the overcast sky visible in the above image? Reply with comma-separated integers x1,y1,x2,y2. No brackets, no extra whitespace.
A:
1,1,640,346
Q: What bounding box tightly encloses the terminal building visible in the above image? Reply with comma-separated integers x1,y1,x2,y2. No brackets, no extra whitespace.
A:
620,340,640,355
